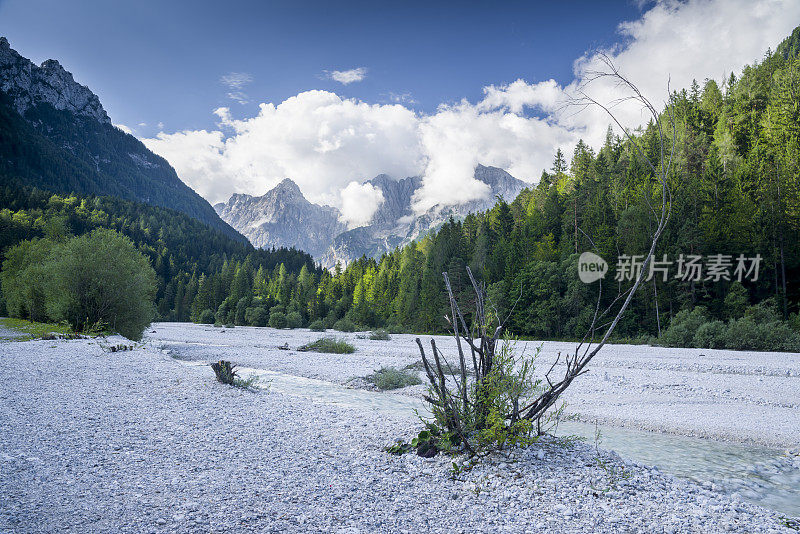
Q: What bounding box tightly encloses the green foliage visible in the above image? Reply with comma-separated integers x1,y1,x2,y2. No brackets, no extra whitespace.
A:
366,366,421,390
47,229,157,340
286,311,303,329
0,186,318,325
424,337,541,456
268,311,288,329
659,307,710,347
384,427,443,457
659,301,800,351
1,229,157,340
198,309,215,324
0,317,73,341
4,27,800,351
693,320,727,349
724,307,800,351
308,319,326,331
333,318,356,332
244,306,268,327
724,282,749,319
298,337,355,354
368,329,391,340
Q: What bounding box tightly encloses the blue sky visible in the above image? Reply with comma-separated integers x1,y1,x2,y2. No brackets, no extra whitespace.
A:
0,0,642,135
1,0,797,225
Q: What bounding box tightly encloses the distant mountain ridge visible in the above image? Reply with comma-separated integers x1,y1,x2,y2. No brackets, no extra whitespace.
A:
215,165,528,266
213,178,346,257
0,37,243,241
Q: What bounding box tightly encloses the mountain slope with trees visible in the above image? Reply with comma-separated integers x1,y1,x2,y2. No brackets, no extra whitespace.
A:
0,37,242,240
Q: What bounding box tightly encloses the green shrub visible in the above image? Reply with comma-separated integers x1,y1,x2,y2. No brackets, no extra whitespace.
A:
724,316,800,352
47,229,157,340
333,318,356,332
693,320,726,349
659,307,709,347
385,324,406,334
369,329,391,340
367,366,421,390
308,319,326,331
245,307,268,327
323,311,338,329
286,311,303,329
198,309,215,324
0,238,56,322
269,311,288,329
298,337,355,354
1,230,157,340
235,298,249,325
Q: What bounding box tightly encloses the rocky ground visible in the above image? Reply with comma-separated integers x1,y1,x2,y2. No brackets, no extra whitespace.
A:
0,333,796,533
149,322,800,449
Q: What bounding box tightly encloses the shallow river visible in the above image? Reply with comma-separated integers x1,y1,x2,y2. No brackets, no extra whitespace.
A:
180,361,799,517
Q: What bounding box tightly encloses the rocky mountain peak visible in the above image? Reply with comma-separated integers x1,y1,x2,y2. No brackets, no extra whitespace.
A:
0,36,110,124
217,165,528,268
272,178,304,198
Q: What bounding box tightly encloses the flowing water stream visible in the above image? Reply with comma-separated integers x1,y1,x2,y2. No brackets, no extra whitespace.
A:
179,360,799,517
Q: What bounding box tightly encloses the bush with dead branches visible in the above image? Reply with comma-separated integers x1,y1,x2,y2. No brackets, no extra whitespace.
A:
411,57,673,458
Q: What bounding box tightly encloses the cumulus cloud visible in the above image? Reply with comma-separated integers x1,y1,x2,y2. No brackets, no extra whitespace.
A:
513,0,800,148
144,0,797,219
327,67,367,85
143,90,423,221
339,181,385,228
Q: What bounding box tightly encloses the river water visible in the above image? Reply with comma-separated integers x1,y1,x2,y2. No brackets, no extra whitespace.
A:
181,361,799,517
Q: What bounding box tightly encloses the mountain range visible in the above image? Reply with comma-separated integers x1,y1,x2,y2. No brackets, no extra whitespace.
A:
0,35,528,266
214,165,528,266
0,37,242,241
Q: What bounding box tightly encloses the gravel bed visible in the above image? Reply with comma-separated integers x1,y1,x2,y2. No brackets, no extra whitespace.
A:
146,323,800,449
0,335,796,533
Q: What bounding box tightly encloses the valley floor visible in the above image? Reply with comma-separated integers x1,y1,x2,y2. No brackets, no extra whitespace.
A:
0,324,797,532
152,322,800,449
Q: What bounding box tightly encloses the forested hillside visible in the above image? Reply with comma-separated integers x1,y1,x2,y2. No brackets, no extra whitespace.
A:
0,186,318,322
0,37,241,240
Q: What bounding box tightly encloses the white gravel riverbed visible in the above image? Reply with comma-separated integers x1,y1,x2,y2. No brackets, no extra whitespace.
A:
0,331,796,532
149,322,800,449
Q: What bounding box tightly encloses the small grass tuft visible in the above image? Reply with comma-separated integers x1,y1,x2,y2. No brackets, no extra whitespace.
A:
367,366,421,390
298,337,356,354
369,329,391,341
0,317,74,341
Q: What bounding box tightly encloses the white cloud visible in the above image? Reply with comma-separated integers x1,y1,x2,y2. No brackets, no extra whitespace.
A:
114,123,133,135
327,67,367,85
387,92,417,105
220,72,253,89
220,72,253,104
339,181,385,228
513,0,800,148
144,90,423,210
144,0,798,218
